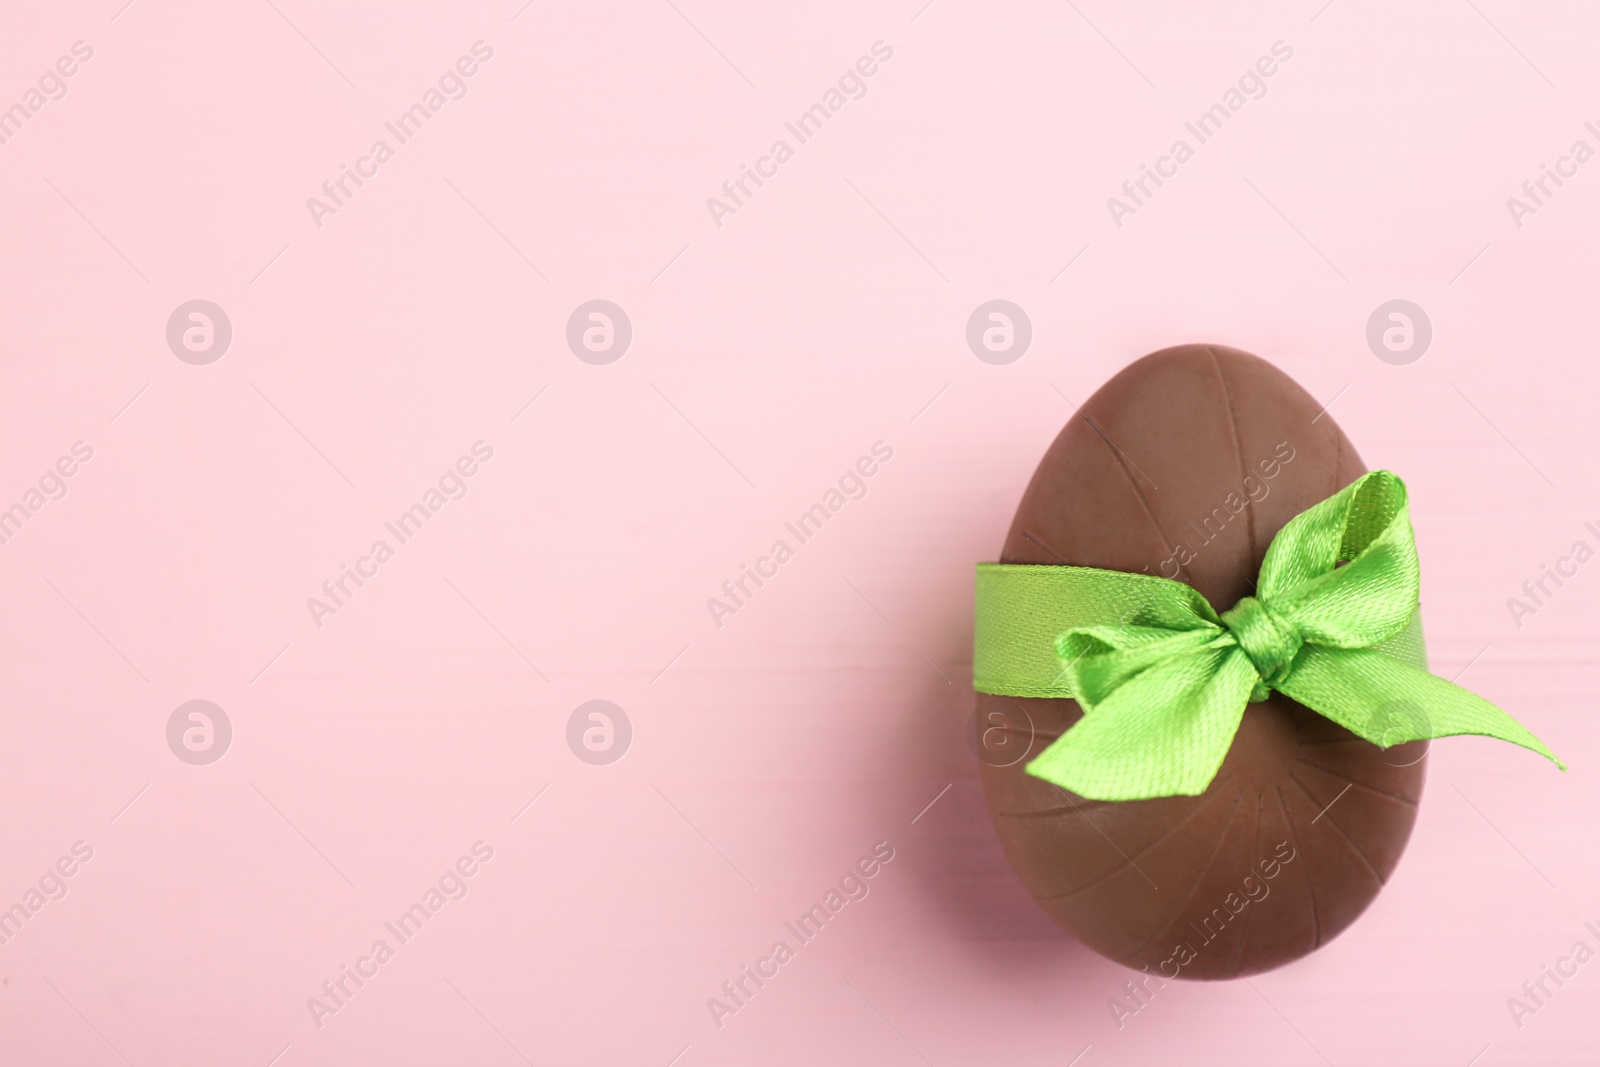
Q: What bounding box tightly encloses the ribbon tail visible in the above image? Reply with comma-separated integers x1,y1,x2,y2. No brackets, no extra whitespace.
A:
1277,645,1565,769
1025,647,1260,801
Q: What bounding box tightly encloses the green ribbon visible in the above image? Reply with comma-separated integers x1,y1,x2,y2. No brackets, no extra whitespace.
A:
973,471,1562,801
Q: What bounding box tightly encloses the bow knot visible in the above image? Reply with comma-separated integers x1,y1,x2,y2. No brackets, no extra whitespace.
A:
1219,595,1301,700
973,470,1563,801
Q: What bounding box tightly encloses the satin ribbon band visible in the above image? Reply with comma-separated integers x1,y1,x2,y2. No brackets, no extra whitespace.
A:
974,471,1562,802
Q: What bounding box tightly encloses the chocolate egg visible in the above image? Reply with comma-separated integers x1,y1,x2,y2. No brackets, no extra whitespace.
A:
976,344,1426,980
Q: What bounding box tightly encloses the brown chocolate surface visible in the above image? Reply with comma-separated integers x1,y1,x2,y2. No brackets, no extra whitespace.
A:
976,344,1426,980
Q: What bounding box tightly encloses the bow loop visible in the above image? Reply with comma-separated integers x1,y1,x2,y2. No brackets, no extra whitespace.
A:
973,470,1563,801
1256,472,1420,648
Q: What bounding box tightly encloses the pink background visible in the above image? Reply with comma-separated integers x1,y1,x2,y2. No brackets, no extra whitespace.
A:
1,1,1597,1063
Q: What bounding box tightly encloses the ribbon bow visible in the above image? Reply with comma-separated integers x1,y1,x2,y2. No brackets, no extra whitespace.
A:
973,471,1562,801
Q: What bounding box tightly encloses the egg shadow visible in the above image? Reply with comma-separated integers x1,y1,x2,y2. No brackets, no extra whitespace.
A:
878,574,1113,989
